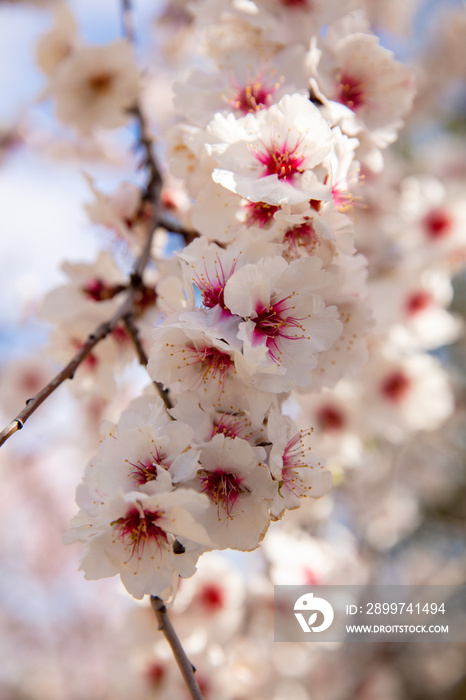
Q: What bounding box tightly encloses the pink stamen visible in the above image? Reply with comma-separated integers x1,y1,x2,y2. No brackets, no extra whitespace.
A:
212,412,252,440
111,325,131,345
231,79,276,114
191,345,235,388
193,255,236,312
244,201,280,228
252,296,306,363
254,138,306,181
127,446,168,485
336,72,366,111
279,430,313,498
111,507,168,561
199,469,245,517
283,221,318,257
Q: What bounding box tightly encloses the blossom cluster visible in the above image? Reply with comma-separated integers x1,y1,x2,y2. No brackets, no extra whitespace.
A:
7,0,464,606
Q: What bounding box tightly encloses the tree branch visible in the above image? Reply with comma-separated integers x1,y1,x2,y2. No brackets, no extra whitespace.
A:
157,214,199,244
0,305,125,447
123,314,173,411
150,596,205,700
0,0,182,448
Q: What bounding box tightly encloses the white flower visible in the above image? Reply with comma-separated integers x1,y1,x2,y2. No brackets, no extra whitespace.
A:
84,175,148,245
173,45,309,125
188,434,275,551
209,93,335,205
312,19,415,130
310,25,415,169
361,346,454,441
40,250,126,324
35,4,79,76
223,256,342,392
48,40,140,132
148,310,274,424
267,409,332,519
169,390,269,444
80,397,201,508
172,553,246,642
66,488,213,600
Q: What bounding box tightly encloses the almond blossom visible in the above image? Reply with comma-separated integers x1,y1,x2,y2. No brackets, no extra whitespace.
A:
46,40,140,132
187,434,275,551
223,255,342,392
66,488,212,600
209,93,335,205
267,409,332,518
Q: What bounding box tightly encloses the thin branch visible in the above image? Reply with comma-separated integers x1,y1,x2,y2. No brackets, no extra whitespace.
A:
157,215,199,244
0,305,126,447
150,596,205,700
0,0,176,448
123,314,149,365
123,315,173,411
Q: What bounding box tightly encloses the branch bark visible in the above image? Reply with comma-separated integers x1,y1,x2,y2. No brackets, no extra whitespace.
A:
150,596,205,700
123,314,173,411
0,8,167,447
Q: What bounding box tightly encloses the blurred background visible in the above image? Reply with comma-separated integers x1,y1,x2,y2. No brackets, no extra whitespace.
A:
0,0,465,698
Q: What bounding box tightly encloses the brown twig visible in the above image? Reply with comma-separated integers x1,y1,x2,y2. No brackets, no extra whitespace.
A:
0,302,128,447
0,2,168,448
150,596,205,700
123,314,173,411
157,214,199,244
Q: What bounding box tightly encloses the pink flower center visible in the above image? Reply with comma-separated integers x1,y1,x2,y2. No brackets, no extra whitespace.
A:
199,469,245,516
111,507,168,561
194,256,237,312
244,201,280,228
145,662,166,687
282,431,310,471
198,583,226,611
336,72,366,111
278,430,314,499
317,405,346,432
380,371,411,403
252,296,305,363
127,447,168,485
423,208,453,240
405,291,433,316
189,345,235,389
254,138,306,181
231,79,276,114
213,414,245,440
283,222,318,257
